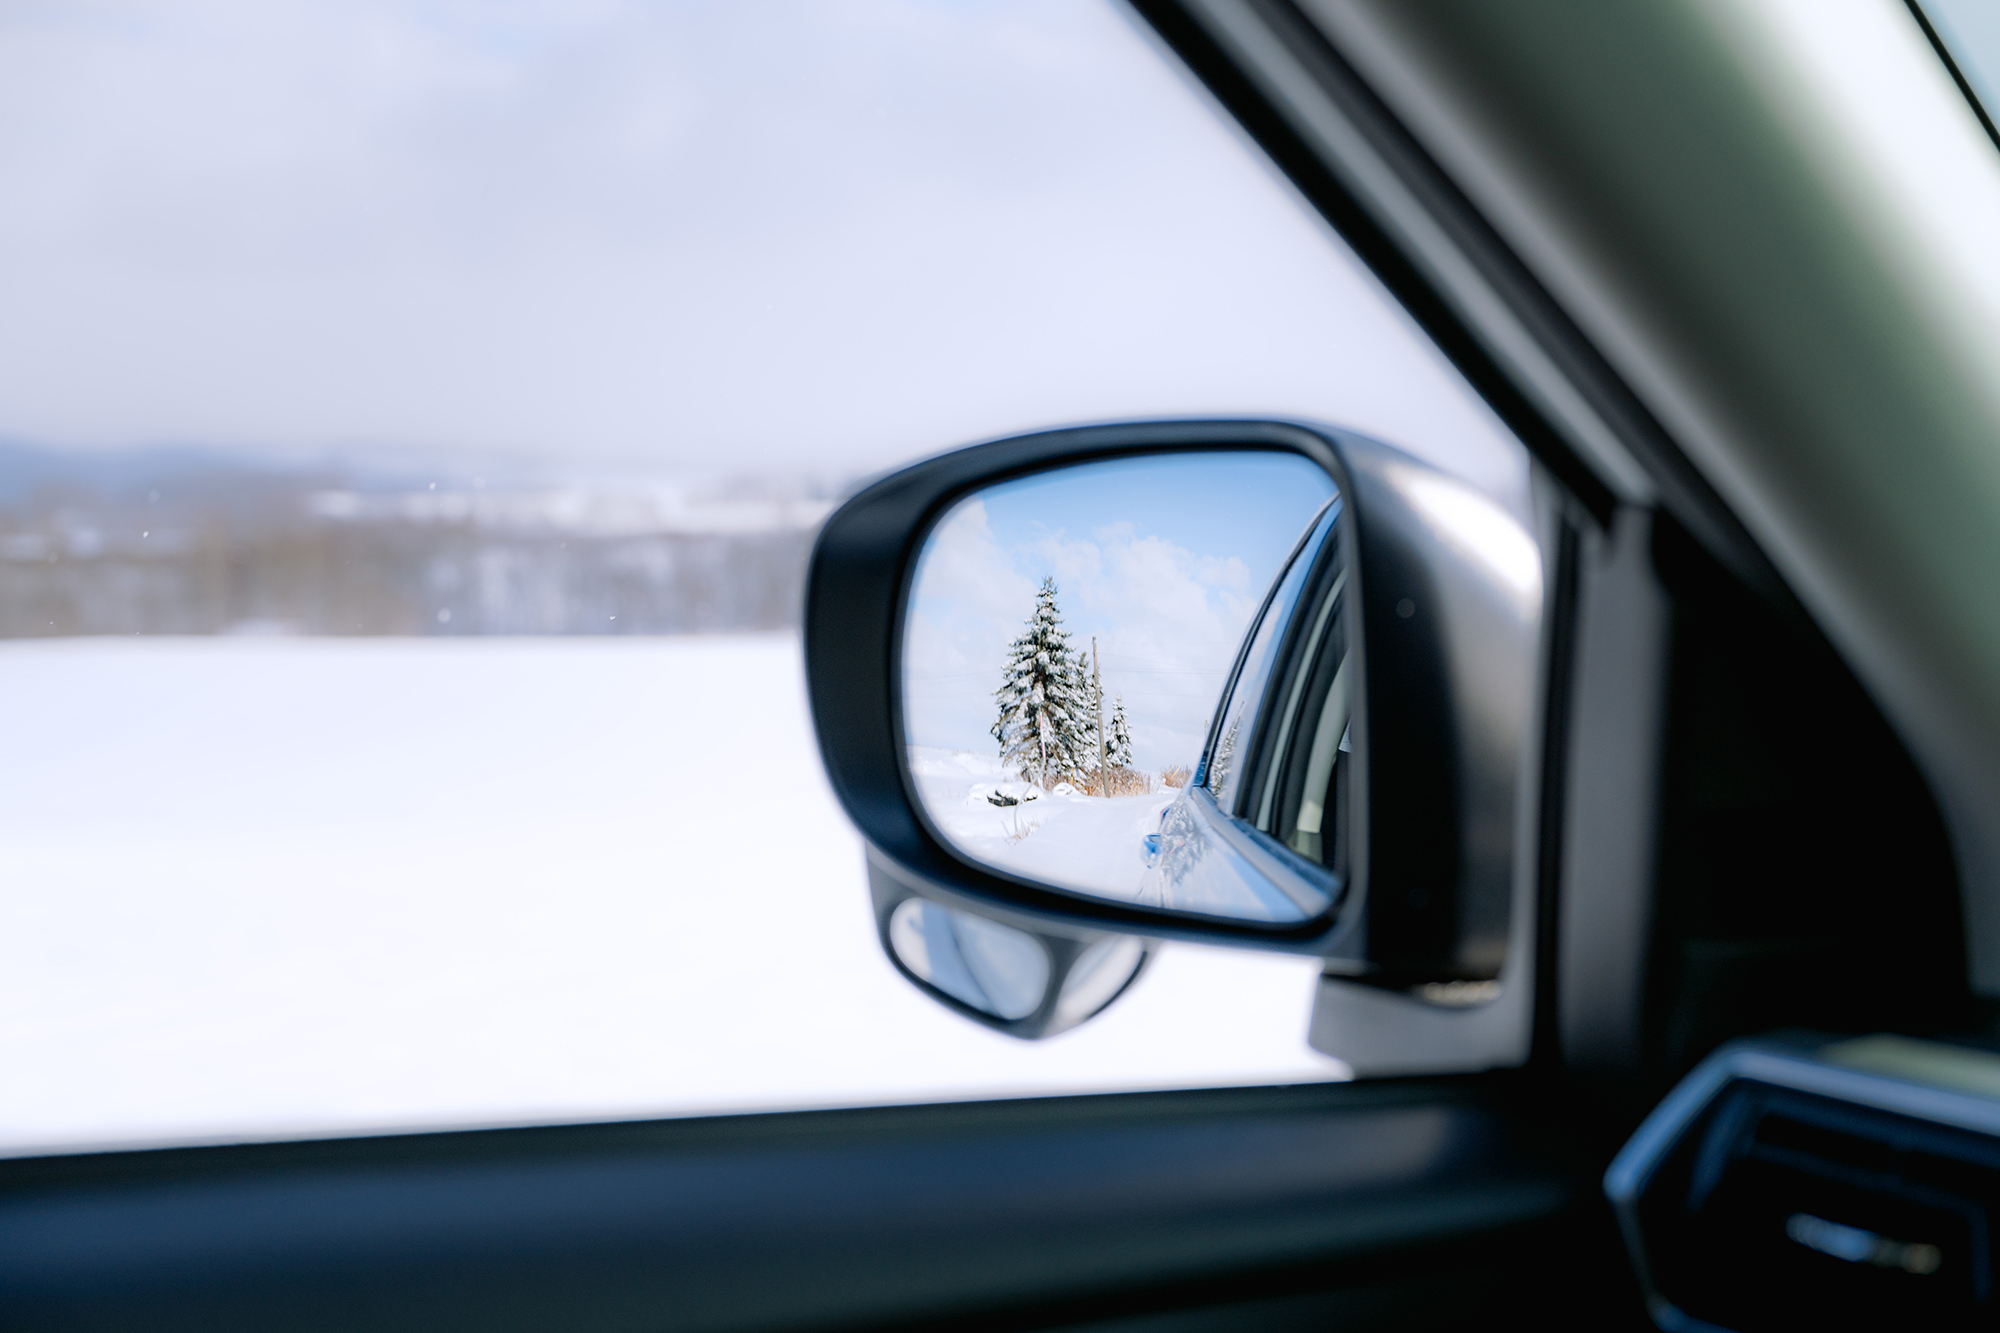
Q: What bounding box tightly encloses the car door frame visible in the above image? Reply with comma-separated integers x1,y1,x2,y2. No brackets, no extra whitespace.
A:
0,1,1824,1327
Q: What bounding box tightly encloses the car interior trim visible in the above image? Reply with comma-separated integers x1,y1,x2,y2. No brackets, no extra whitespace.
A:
0,1080,1569,1333
1607,1035,2000,1331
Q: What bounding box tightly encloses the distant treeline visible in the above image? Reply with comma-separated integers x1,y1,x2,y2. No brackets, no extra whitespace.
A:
0,447,828,637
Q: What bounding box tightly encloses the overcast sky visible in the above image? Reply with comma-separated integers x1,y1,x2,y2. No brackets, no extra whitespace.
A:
0,0,1528,492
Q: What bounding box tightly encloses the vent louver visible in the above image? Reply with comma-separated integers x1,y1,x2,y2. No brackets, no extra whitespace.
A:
1608,1037,2000,1332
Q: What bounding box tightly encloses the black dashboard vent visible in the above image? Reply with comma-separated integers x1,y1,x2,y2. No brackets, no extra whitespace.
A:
1608,1037,2000,1332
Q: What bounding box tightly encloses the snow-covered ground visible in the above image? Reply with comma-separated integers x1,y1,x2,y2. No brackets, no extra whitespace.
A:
0,636,1341,1154
910,747,1175,901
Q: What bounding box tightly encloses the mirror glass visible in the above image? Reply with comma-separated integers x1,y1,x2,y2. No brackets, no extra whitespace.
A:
901,451,1339,918
886,898,1049,1020
1053,935,1147,1024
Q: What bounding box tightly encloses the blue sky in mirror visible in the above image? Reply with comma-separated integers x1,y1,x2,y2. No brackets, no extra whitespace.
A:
902,452,1335,773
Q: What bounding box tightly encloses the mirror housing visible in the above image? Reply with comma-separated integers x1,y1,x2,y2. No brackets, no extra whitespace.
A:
806,421,1549,1046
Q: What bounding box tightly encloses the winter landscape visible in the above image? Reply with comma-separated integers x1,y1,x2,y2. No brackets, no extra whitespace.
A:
0,446,1355,1155
0,635,1343,1157
902,453,1335,901
0,0,1544,1155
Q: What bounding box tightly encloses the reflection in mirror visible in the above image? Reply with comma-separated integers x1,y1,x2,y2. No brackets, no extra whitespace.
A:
887,898,1048,1021
880,891,1151,1033
901,451,1337,919
1147,495,1349,919
1053,935,1147,1025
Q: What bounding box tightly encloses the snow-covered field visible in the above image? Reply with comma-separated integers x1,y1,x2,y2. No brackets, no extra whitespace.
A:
0,636,1341,1154
910,747,1175,901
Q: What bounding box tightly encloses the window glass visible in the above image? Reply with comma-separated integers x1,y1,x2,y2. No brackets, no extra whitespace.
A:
0,0,1531,1152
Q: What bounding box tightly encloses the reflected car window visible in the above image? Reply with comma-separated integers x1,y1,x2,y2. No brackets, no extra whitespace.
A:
1246,527,1351,871
1204,501,1339,816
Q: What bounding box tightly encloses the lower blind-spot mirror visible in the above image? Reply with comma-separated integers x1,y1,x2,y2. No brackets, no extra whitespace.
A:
882,893,1150,1038
888,898,1047,1021
1054,935,1147,1026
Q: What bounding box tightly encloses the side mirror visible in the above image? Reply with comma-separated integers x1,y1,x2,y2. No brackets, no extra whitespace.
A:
806,421,1549,1069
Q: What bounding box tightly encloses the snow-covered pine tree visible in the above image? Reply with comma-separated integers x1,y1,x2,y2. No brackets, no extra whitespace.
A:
1107,695,1135,768
992,577,1098,789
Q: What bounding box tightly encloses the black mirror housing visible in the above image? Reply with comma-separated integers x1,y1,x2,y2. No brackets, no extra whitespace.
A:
805,419,1547,990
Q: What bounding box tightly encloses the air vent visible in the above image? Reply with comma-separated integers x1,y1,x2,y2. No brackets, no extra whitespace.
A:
1608,1036,2000,1332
